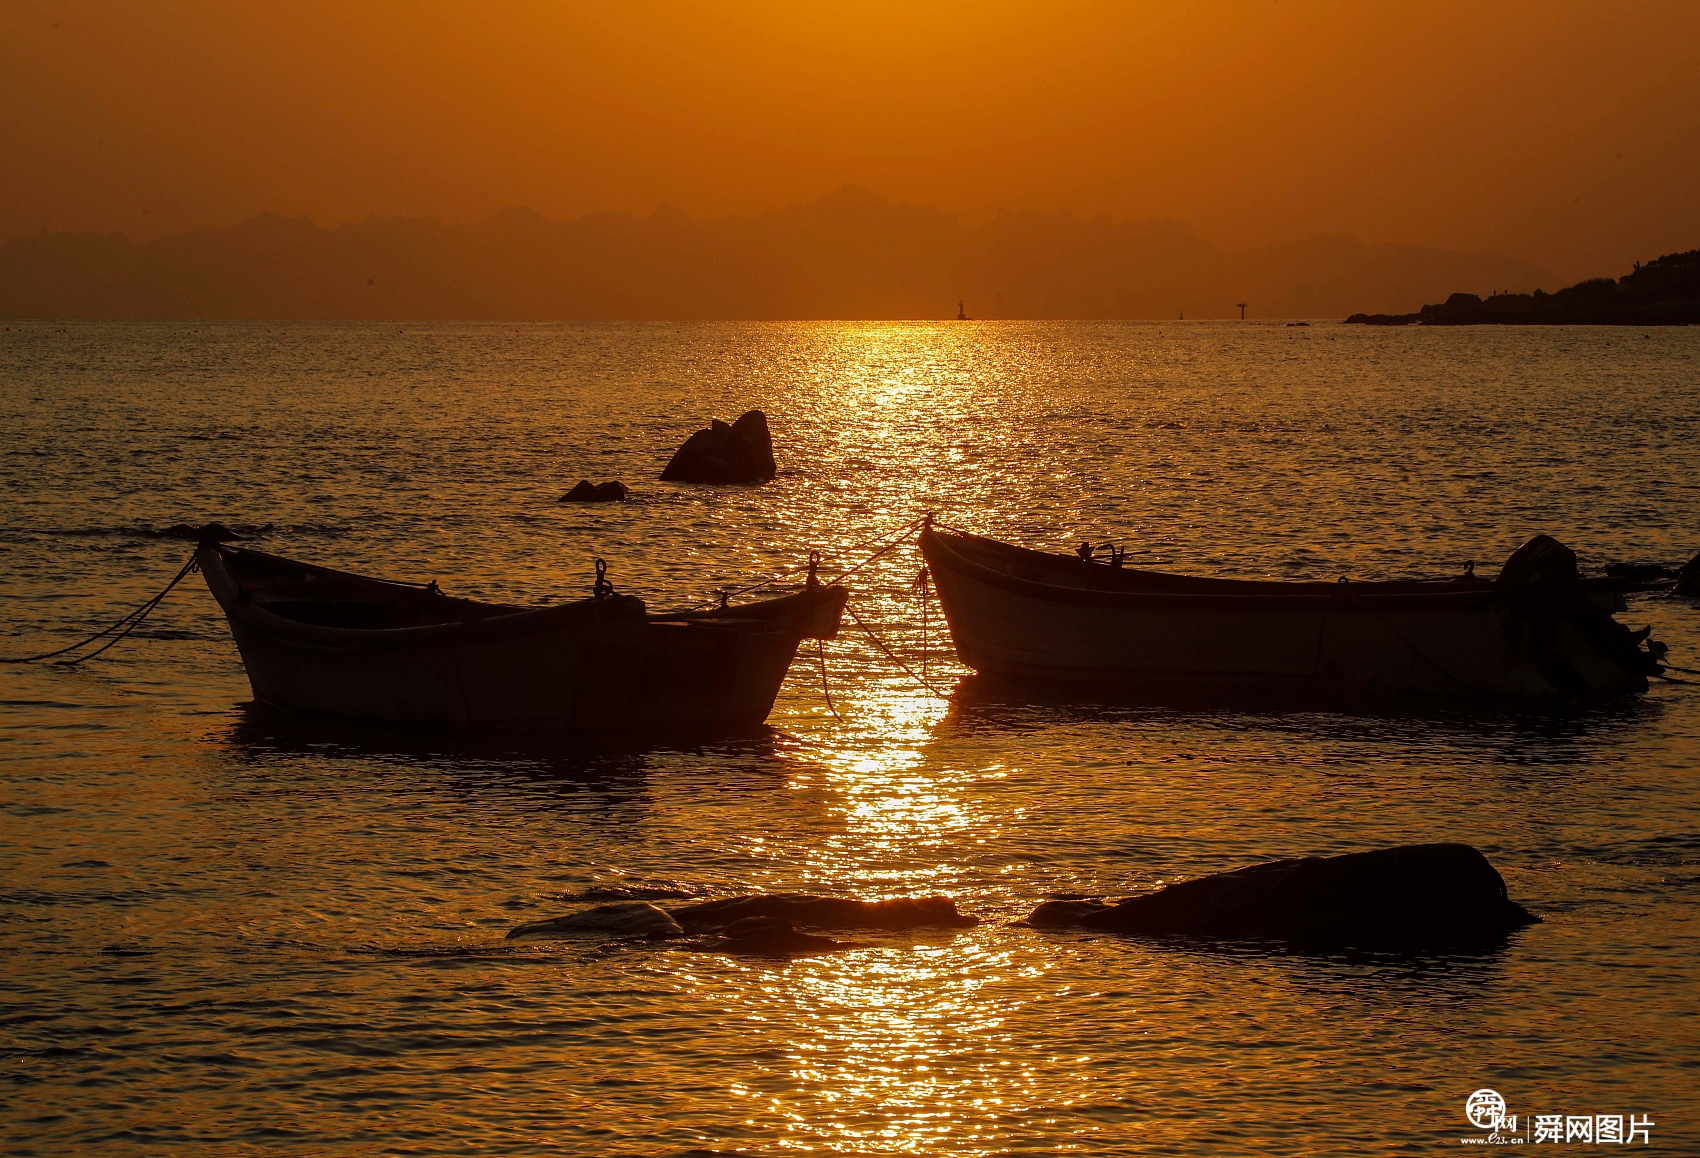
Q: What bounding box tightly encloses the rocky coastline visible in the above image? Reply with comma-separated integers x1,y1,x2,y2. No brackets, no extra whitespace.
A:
1347,247,1699,325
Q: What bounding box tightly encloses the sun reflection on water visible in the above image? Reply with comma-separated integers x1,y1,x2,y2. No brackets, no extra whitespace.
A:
689,942,1091,1156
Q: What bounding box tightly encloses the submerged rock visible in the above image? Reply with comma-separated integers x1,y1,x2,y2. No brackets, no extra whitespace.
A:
506,901,684,940
1674,549,1700,597
1023,844,1538,951
1604,561,1675,583
155,521,243,542
714,915,852,957
564,884,694,902
1024,899,1114,928
659,410,777,485
670,892,979,932
559,480,629,503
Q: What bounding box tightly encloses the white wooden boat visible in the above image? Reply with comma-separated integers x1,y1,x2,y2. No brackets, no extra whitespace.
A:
196,543,847,730
919,525,1663,699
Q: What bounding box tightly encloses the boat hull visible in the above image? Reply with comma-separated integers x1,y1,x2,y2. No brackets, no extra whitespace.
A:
920,527,1647,699
642,586,849,729
198,545,847,731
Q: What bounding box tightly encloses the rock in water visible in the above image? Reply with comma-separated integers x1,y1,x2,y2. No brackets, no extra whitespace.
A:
1604,561,1674,583
714,915,849,956
506,901,684,940
659,410,777,485
156,521,242,542
559,479,629,503
670,893,979,932
1674,549,1700,597
1023,899,1113,928
729,410,776,478
1024,844,1537,951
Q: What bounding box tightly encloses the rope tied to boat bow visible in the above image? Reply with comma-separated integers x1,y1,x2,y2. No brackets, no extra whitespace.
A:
913,564,932,685
1,552,200,666
678,513,928,611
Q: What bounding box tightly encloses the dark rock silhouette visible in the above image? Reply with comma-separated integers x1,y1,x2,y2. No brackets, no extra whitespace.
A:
1347,248,1700,326
1604,561,1676,583
506,901,684,940
713,915,853,956
1025,899,1115,929
670,892,978,932
1023,844,1538,951
155,521,243,543
559,479,629,503
562,884,694,902
659,410,778,485
505,892,978,948
1674,550,1700,597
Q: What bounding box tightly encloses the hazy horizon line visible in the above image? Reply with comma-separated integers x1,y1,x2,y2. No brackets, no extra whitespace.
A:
5,184,1570,276
0,185,1589,322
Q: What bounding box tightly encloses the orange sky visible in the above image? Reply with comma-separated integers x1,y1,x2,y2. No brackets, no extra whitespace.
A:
4,0,1696,281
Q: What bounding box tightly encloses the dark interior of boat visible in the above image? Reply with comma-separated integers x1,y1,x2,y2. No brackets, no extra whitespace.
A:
220,547,525,629
938,529,1490,594
217,547,844,635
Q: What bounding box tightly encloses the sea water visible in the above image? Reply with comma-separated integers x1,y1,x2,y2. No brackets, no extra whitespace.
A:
1,320,1696,1154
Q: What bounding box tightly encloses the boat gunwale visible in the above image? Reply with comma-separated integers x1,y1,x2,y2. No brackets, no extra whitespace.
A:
200,544,648,651
201,545,848,652
921,527,1499,614
650,584,850,625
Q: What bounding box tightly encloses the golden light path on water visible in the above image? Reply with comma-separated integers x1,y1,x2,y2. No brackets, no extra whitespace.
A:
695,686,1079,1156
3,320,1698,1154
654,324,1090,1152
726,328,1013,1152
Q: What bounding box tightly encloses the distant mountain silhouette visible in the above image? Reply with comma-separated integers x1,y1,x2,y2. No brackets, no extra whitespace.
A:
1346,248,1700,325
0,186,1554,321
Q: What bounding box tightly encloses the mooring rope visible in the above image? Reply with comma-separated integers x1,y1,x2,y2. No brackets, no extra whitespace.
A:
913,564,931,686
846,604,953,701
826,516,927,587
816,638,843,722
677,514,927,612
2,553,200,666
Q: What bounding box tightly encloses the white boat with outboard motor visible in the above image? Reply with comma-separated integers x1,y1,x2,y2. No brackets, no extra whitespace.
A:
919,523,1667,699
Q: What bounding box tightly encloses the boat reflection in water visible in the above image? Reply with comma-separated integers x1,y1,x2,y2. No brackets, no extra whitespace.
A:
196,540,848,734
213,699,792,792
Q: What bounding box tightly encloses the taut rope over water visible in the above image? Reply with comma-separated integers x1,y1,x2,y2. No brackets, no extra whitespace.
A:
678,514,927,612
2,553,200,666
846,604,953,701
